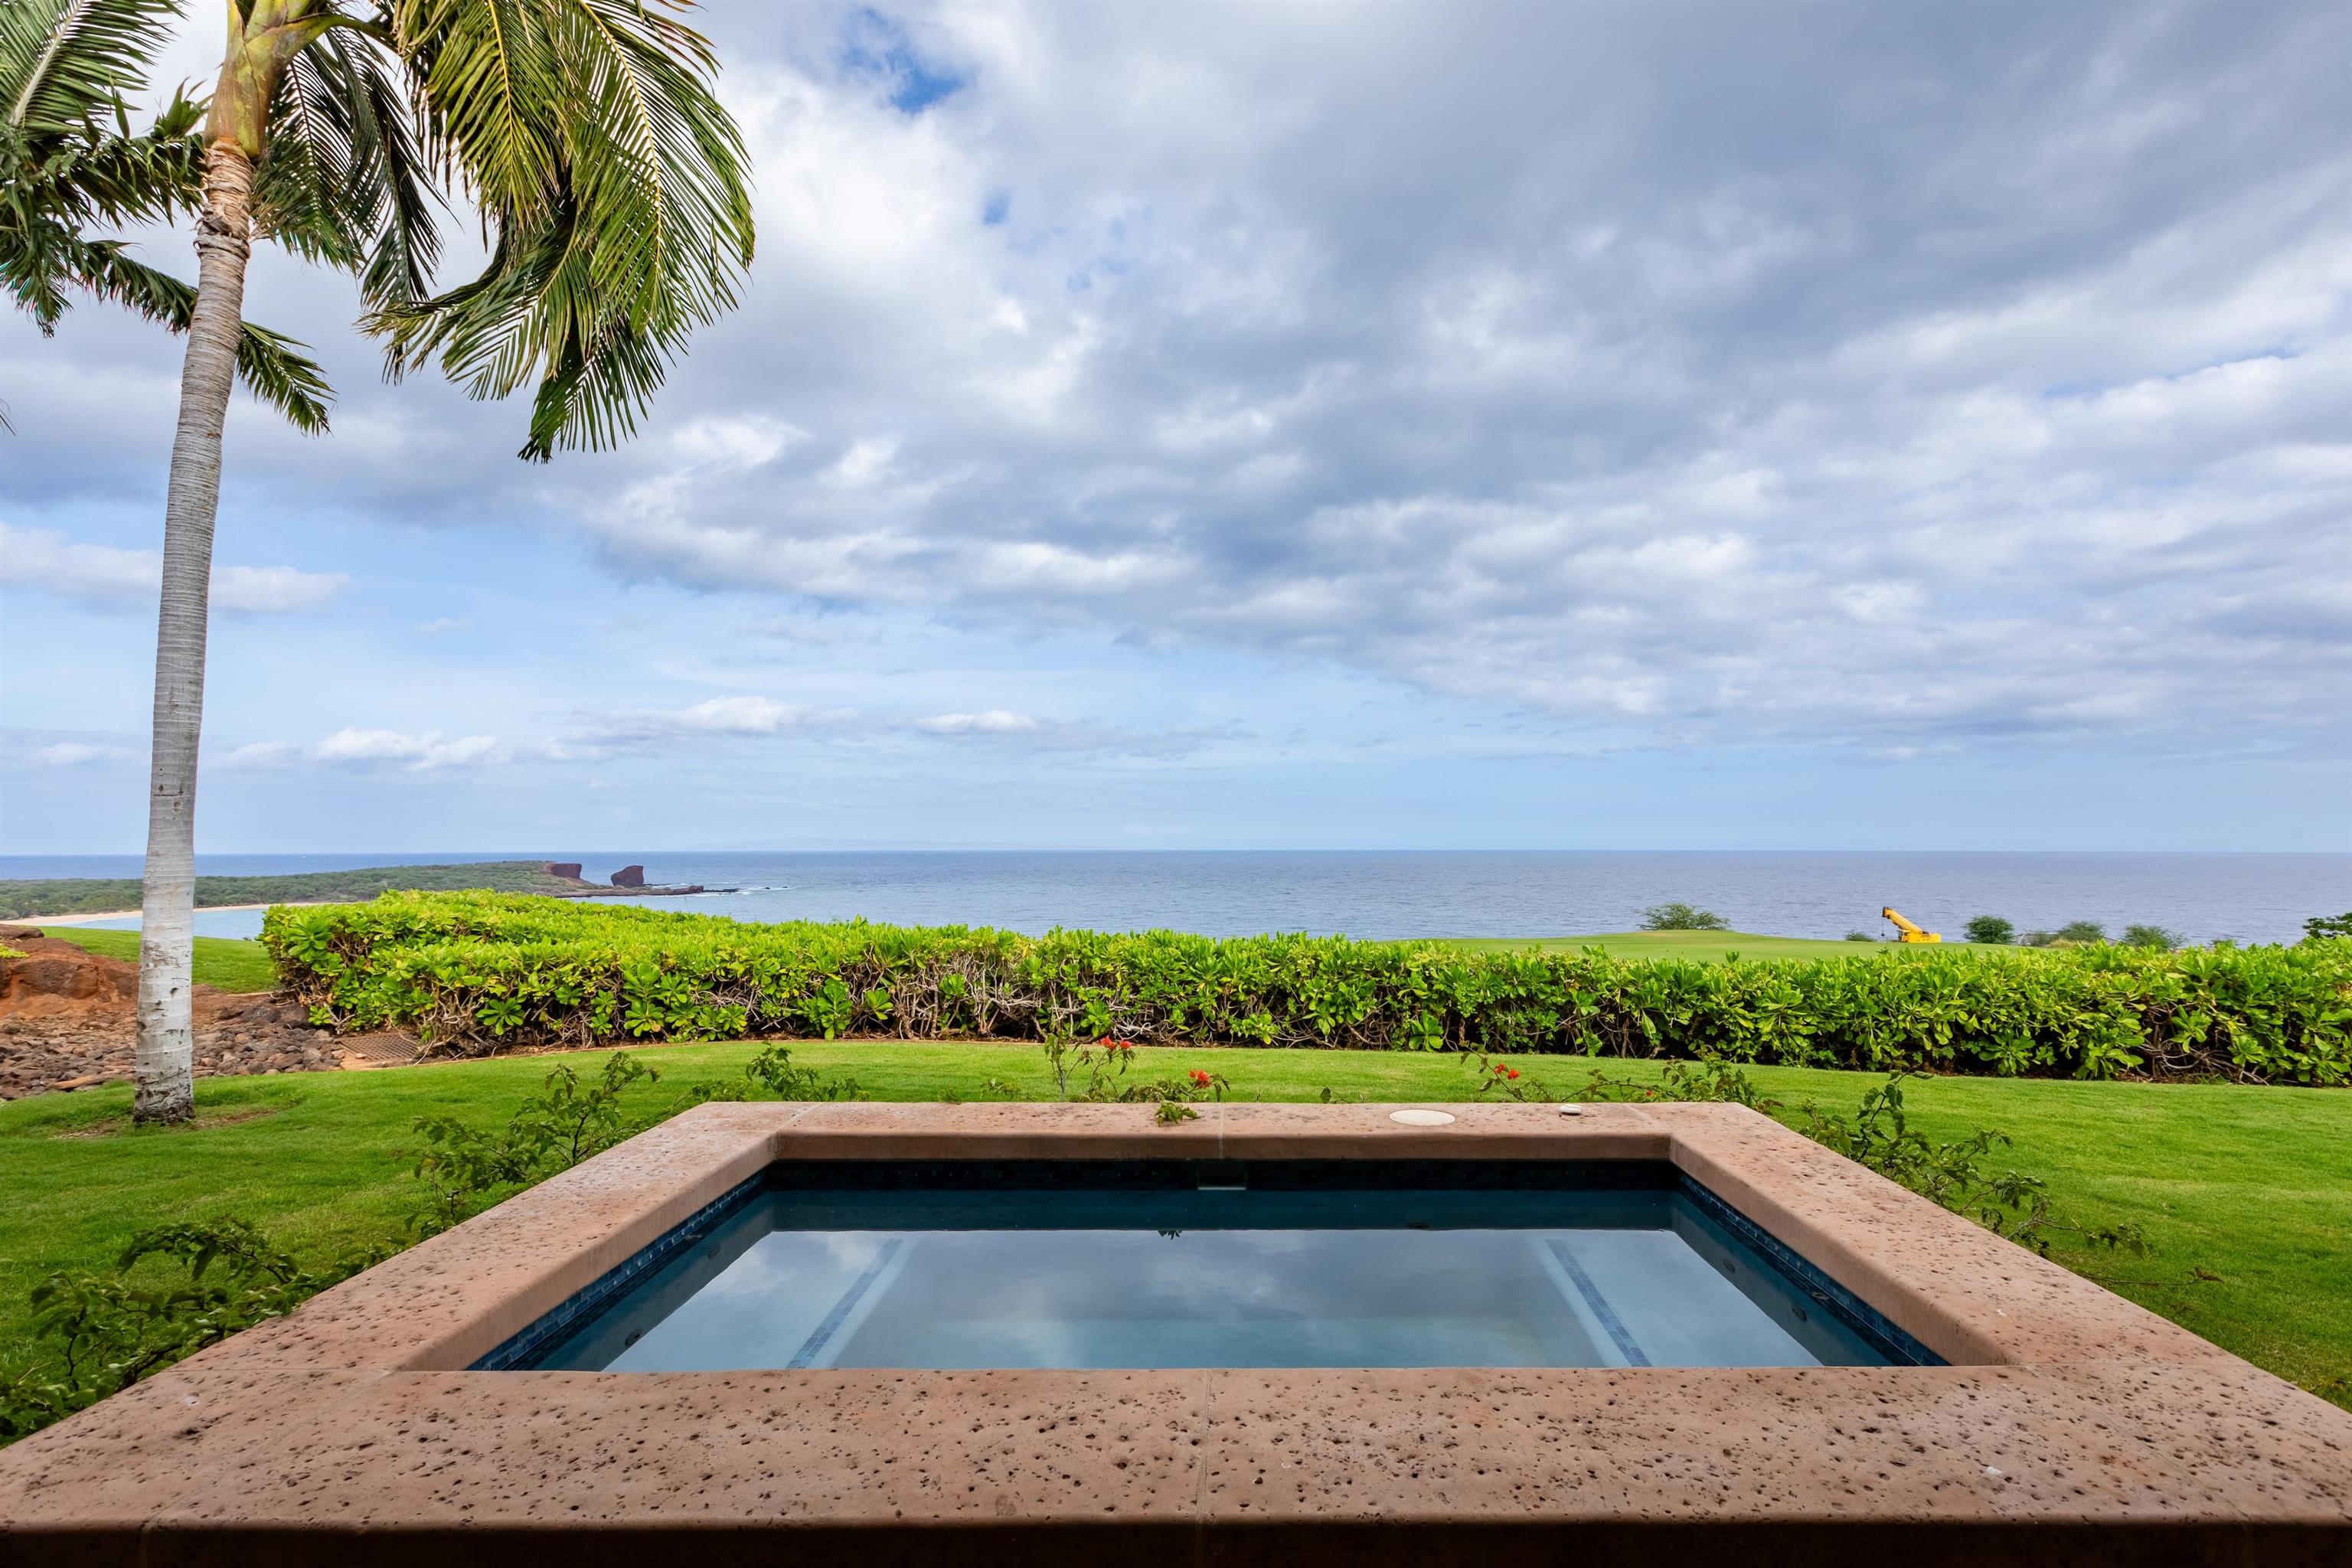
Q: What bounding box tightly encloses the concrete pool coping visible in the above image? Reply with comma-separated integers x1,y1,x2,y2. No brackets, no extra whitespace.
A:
2,1099,2347,1563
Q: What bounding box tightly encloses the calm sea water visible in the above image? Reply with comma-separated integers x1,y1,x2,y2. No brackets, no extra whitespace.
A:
6,851,2344,946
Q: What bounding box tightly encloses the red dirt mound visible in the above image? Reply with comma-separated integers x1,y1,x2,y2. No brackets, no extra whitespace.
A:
0,928,410,1099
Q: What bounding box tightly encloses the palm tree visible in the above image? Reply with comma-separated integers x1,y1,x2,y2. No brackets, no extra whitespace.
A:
2,0,332,430
12,0,754,1124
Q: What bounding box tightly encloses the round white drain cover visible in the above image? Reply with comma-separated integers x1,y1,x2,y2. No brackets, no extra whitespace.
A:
1388,1109,1456,1126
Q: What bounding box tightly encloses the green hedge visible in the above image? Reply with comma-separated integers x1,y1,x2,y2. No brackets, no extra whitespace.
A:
263,893,2352,1084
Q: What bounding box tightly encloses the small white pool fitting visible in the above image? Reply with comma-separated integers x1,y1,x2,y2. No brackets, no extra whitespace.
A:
1388,1109,1456,1126
1559,1104,1587,1116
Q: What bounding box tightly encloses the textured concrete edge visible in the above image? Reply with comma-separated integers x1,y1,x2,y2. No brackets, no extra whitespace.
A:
182,1100,804,1373
1647,1102,2243,1368
4,1516,2350,1568
1,1361,2345,1548
4,1100,2348,1557
122,1098,2291,1375
4,1518,2337,1568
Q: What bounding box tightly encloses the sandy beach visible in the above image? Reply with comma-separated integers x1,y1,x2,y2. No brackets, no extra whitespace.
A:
15,900,340,926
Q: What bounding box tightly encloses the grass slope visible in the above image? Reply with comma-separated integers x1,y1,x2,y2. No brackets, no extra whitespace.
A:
0,861,580,920
30,928,278,994
1437,930,1991,961
1,1044,2343,1409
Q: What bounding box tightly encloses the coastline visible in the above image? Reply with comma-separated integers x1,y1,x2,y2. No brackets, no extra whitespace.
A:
16,887,722,926
16,900,343,926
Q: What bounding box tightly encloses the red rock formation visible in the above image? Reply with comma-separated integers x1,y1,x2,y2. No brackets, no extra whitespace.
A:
544,862,584,880
610,864,647,888
0,933,370,1098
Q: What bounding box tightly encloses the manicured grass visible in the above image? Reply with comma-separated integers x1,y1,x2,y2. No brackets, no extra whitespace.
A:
1,1042,2344,1408
1437,930,1989,961
30,927,278,994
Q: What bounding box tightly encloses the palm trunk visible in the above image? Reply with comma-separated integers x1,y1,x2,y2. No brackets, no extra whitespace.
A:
133,140,256,1125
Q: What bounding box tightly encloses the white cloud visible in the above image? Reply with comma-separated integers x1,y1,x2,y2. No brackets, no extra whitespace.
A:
0,523,348,615
5,1,2349,795
0,525,154,606
582,696,863,747
313,727,498,770
217,741,302,769
211,564,348,614
913,710,1238,758
820,436,900,489
670,415,808,468
31,742,115,766
417,617,471,635
673,696,838,734
487,3,2347,758
917,710,1039,735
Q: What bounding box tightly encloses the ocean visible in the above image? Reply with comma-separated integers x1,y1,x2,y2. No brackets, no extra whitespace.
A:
6,851,2345,946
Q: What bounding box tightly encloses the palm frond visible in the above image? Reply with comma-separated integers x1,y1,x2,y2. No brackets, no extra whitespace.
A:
0,94,199,328
3,0,182,133
15,0,750,459
230,318,337,432
67,237,336,429
372,0,752,459
254,41,372,267
252,24,446,301
391,0,565,220
344,33,441,311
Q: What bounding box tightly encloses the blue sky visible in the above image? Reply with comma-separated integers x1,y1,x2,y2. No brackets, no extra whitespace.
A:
3,1,2349,854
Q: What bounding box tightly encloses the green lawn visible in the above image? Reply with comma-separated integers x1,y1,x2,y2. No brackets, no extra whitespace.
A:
1437,929,1990,961
30,927,279,994
0,1042,2343,1410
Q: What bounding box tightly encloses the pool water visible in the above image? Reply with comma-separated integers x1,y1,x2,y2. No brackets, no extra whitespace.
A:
505,1163,1922,1372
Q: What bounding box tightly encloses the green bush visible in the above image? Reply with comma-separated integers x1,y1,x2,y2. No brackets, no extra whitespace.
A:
1,1047,852,1442
2052,920,2109,945
1641,902,1730,931
2307,913,2352,942
262,893,2352,1086
1965,916,2015,946
2122,924,2182,951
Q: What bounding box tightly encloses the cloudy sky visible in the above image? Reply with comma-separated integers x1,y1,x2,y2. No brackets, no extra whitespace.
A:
3,0,2348,854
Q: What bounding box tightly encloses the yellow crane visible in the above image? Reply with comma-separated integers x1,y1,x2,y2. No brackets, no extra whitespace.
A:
1882,906,1942,943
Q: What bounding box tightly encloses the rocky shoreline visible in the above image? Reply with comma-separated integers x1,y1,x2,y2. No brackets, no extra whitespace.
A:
537,862,720,898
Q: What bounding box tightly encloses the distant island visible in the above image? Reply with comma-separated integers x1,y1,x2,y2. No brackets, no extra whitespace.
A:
0,861,714,920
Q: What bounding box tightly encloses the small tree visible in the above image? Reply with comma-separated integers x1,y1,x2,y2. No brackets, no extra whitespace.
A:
2305,913,2352,942
2121,924,2180,950
2050,920,2107,945
1963,915,2014,946
1641,902,1730,932
19,0,756,1125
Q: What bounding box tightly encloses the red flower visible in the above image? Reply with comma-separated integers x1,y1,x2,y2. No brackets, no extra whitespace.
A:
1189,1068,1213,1086
1492,1062,1508,1074
1506,1069,1521,1080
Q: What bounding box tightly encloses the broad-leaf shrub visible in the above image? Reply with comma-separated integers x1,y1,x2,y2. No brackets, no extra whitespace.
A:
264,893,2352,1084
0,1220,383,1442
1,1047,854,1442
